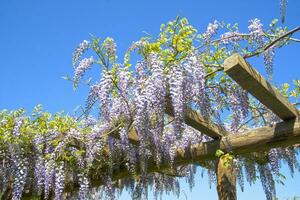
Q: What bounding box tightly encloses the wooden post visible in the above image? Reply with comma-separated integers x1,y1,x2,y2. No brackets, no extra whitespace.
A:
216,157,237,200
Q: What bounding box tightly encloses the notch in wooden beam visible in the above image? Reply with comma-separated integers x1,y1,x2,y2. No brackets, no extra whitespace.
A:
165,99,227,139
224,53,298,121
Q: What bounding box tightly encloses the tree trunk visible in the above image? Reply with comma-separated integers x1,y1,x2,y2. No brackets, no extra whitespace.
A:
216,158,237,200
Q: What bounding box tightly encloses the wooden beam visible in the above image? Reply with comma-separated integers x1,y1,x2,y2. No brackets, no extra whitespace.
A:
23,119,300,197
107,117,300,176
224,53,298,120
85,119,300,188
165,99,227,138
181,118,300,161
137,118,300,173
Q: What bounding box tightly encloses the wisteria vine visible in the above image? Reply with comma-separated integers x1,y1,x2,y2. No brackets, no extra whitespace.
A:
1,17,300,200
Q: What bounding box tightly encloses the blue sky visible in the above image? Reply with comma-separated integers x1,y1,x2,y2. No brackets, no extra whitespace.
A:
0,0,300,199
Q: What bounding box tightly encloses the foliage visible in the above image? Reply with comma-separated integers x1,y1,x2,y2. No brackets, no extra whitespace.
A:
1,17,300,200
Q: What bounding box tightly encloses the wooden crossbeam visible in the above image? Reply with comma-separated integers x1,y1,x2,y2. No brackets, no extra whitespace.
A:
89,119,300,189
165,99,227,138
23,119,300,197
188,118,300,158
224,53,299,121
98,119,299,183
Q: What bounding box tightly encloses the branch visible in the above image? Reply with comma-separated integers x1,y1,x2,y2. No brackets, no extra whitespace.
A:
204,66,224,78
244,26,300,59
196,33,251,50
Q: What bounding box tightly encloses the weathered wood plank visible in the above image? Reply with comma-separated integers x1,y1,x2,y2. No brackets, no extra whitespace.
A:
224,53,298,120
185,118,300,161
165,99,227,138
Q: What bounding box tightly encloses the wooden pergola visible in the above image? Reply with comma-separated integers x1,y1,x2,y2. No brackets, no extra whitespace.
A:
107,53,299,200
30,54,299,200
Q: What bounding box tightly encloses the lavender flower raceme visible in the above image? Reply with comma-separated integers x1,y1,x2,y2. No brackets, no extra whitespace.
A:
54,162,65,200
33,133,45,195
44,143,56,199
119,127,129,151
258,165,275,200
221,31,242,45
183,54,205,103
73,40,90,67
248,18,264,44
229,86,249,131
97,72,113,121
263,47,275,79
86,72,113,120
280,0,288,23
12,155,28,200
103,37,117,61
12,117,23,137
168,64,186,138
78,173,90,200
73,57,94,88
203,20,219,41
268,149,280,175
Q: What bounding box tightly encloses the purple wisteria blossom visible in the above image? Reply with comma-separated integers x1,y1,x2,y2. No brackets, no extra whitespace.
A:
248,18,264,43
168,64,186,138
54,162,65,200
203,20,219,41
12,117,23,137
268,149,280,175
86,72,113,121
73,56,94,88
78,173,90,200
85,122,110,167
258,165,275,200
119,127,129,151
221,31,242,44
12,154,28,200
73,40,90,67
33,133,45,195
228,86,249,131
280,0,288,23
103,37,117,61
263,47,275,78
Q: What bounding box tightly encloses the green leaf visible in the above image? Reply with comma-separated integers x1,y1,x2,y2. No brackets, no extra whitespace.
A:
215,149,224,157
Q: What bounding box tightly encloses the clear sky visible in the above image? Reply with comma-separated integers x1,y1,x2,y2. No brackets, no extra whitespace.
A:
0,0,300,199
